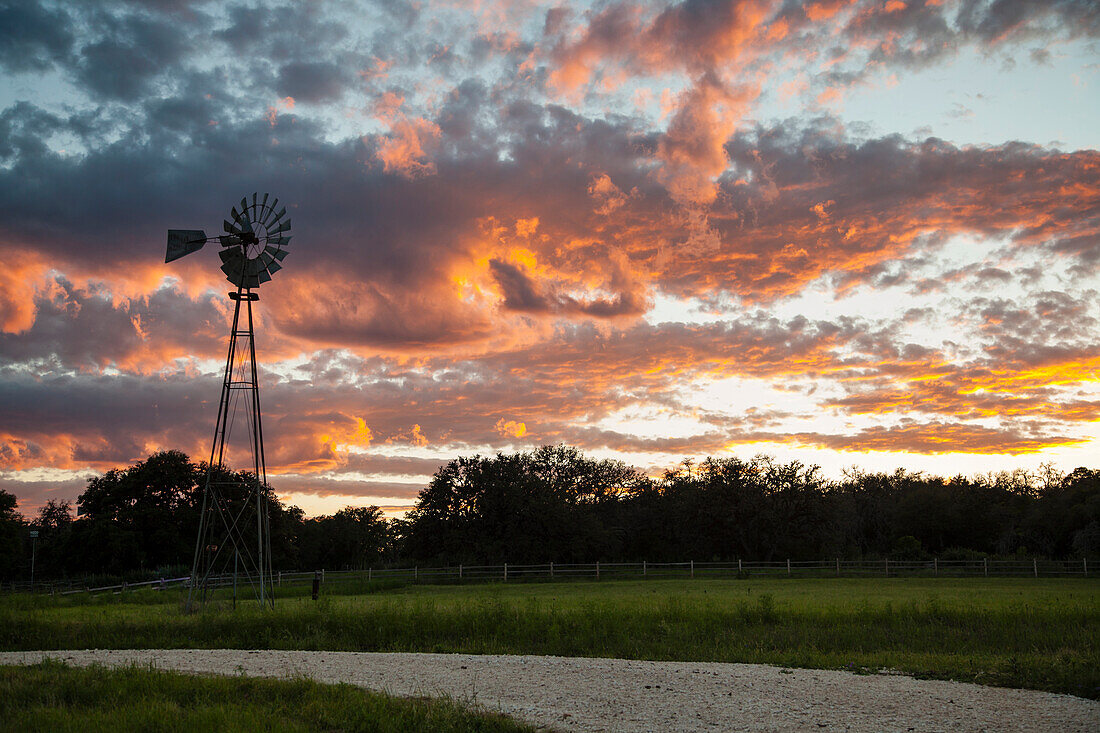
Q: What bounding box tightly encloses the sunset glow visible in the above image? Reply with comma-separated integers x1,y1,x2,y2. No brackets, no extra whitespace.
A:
1,0,1098,517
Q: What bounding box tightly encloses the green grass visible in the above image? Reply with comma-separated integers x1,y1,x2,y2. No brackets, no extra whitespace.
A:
0,660,536,732
3,578,1097,699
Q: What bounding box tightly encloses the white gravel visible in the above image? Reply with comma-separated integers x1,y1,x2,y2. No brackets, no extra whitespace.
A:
2,649,1096,732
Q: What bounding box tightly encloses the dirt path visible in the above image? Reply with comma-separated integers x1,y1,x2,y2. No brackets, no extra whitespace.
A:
2,649,1096,732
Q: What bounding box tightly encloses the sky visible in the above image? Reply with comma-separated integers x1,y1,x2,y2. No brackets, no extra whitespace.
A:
0,0,1098,519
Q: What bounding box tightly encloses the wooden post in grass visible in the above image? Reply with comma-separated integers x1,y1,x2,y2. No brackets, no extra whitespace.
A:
738,558,742,575
1085,558,1088,577
504,563,508,581
1033,558,1038,578
368,567,372,581
596,560,600,580
934,558,938,576
458,564,462,581
690,560,694,578
835,558,840,577
549,561,553,579
787,558,791,576
414,566,418,582
885,558,889,577
643,560,647,577
983,558,988,577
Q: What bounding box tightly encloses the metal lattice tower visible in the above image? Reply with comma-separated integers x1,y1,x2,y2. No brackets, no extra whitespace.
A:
165,193,292,611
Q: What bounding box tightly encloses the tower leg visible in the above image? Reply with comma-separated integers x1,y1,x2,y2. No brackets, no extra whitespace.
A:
187,286,273,611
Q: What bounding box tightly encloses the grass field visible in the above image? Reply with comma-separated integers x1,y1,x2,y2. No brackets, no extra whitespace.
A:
0,660,536,732
2,577,1097,699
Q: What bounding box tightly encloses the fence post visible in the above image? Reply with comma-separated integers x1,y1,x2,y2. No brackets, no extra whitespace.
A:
787,558,791,576
1085,558,1088,577
690,560,694,578
321,568,325,583
596,560,600,580
835,558,840,577
1033,558,1038,578
458,564,462,581
885,558,889,577
934,558,938,577
414,566,418,582
504,563,508,581
277,571,281,586
368,567,372,582
643,560,647,577
549,561,553,579
738,558,742,575
983,558,988,577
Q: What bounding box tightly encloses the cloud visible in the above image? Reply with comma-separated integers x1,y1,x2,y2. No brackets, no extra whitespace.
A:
276,61,349,103
74,10,193,101
0,0,1097,515
0,0,74,73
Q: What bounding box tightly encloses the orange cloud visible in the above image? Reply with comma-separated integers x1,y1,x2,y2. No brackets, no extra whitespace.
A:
495,418,527,438
375,117,442,178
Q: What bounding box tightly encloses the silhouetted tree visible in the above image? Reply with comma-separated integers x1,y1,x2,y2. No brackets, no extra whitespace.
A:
300,506,389,570
0,489,25,580
405,445,647,563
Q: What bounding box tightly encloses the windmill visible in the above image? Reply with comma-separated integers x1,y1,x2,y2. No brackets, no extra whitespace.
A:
166,193,292,610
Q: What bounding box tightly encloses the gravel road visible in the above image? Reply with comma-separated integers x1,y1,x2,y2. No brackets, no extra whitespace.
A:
2,649,1096,732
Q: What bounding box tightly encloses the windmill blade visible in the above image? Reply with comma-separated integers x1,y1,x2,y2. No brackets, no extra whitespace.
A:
224,219,243,235
265,246,289,261
221,261,245,284
260,192,269,212
250,193,258,219
258,269,272,284
261,199,280,226
267,259,282,275
219,248,244,265
165,230,208,263
268,236,292,246
233,205,254,230
265,206,286,227
269,218,292,235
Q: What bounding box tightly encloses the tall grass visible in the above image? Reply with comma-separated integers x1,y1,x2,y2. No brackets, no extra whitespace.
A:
0,660,536,732
3,578,1097,699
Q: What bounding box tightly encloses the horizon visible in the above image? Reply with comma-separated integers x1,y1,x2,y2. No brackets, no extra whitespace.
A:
1,0,1098,520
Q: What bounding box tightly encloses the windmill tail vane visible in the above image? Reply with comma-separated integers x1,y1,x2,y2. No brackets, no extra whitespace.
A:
165,193,294,612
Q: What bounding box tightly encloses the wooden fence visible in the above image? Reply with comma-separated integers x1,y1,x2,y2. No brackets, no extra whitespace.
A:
4,557,1091,596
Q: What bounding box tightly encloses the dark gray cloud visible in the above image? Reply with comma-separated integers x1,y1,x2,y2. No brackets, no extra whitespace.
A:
275,61,349,103
489,258,551,312
74,10,194,101
0,0,74,73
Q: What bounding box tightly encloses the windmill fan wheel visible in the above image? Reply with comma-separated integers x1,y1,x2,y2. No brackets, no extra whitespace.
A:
218,192,292,288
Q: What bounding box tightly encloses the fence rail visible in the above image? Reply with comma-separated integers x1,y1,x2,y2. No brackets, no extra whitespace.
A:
2,557,1092,596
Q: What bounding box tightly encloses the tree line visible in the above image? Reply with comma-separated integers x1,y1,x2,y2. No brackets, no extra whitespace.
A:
2,445,1098,581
